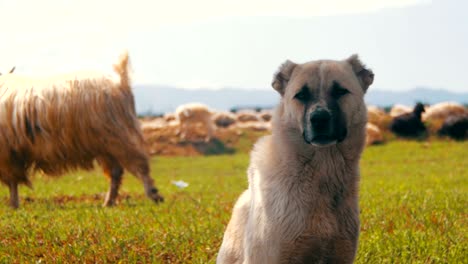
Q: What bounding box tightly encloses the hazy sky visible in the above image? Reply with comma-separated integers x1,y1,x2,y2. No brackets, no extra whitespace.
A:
1,0,467,92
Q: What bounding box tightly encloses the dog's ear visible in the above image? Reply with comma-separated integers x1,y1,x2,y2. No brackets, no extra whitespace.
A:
346,54,374,93
272,60,297,96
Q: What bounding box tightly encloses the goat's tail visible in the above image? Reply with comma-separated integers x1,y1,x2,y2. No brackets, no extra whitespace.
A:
113,51,131,92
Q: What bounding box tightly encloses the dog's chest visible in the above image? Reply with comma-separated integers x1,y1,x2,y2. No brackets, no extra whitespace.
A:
266,156,354,229
269,165,355,263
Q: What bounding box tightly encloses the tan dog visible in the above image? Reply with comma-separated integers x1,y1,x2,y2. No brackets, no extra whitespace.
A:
217,55,374,263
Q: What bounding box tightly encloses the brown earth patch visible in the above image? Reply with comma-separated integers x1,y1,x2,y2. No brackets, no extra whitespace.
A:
141,119,270,156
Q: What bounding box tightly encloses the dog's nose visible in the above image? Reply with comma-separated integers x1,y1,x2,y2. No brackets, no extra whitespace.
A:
310,109,331,128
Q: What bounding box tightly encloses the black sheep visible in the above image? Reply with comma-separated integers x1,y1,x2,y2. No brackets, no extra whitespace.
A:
438,115,468,140
390,103,427,137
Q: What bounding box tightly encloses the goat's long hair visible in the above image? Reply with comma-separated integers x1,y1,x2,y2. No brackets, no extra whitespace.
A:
0,52,145,185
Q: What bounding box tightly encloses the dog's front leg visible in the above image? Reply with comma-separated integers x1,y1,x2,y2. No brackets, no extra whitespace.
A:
217,191,251,264
324,238,357,264
326,199,360,263
243,208,282,264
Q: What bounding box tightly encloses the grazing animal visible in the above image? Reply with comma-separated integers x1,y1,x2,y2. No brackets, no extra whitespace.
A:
213,111,237,128
367,105,390,130
390,103,426,137
438,115,468,140
175,103,215,142
423,102,466,121
163,113,177,122
365,123,384,146
217,54,374,264
236,110,260,123
0,52,163,208
390,103,426,138
259,109,273,122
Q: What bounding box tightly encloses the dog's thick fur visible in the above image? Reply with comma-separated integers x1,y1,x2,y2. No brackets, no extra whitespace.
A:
217,55,374,263
0,52,163,208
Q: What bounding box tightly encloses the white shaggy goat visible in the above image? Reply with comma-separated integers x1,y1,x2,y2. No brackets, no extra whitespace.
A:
0,52,163,208
175,103,215,142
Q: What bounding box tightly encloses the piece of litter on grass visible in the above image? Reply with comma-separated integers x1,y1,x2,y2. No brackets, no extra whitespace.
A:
172,180,189,189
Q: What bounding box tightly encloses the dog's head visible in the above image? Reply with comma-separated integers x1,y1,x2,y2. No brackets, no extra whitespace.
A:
272,55,374,147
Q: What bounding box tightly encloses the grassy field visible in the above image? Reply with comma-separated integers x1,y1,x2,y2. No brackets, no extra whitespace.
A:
0,140,467,263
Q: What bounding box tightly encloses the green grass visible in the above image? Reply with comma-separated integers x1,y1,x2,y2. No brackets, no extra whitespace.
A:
0,140,467,263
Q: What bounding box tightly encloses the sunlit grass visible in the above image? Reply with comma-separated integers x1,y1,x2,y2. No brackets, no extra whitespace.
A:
0,140,466,263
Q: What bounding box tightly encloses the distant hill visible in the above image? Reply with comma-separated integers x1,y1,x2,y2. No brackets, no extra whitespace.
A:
134,85,468,115
365,88,468,107
134,85,280,115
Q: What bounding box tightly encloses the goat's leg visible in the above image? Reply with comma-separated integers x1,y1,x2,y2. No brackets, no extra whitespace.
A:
120,150,163,203
8,182,19,209
99,158,124,207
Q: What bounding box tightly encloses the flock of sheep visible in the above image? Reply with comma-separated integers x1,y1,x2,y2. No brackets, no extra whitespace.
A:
141,101,467,149
367,101,467,144
140,103,273,143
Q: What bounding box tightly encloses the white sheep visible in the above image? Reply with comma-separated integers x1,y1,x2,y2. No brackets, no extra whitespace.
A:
235,110,260,123
259,109,273,122
366,123,384,146
175,103,215,142
367,105,390,130
212,111,237,128
423,102,467,122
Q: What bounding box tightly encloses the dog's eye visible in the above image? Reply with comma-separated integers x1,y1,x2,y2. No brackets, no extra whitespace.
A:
331,82,349,99
294,86,310,102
